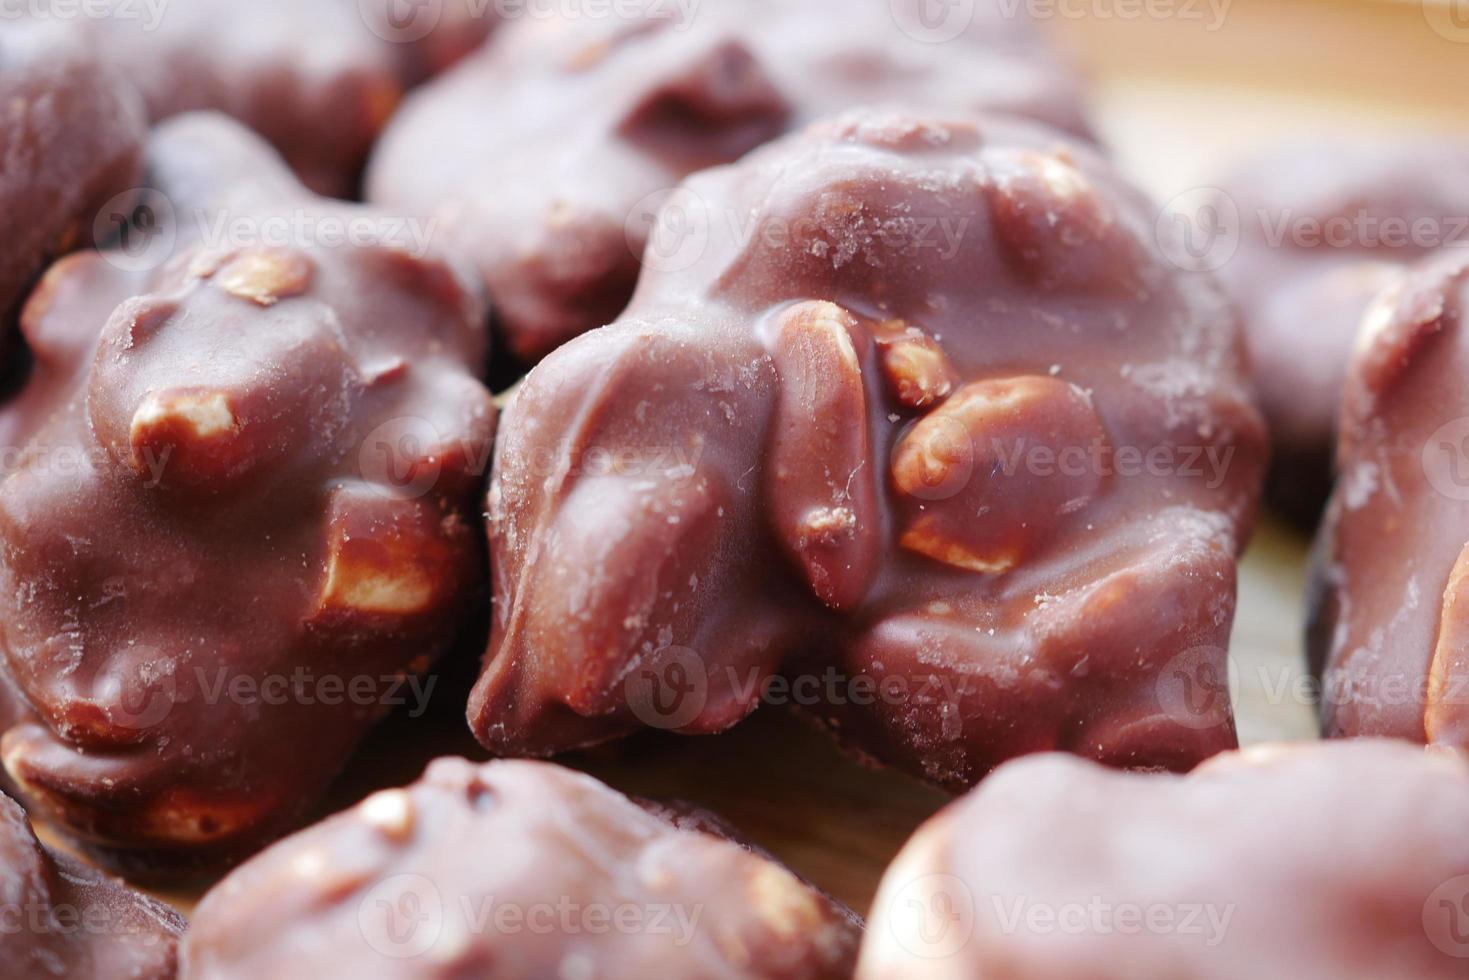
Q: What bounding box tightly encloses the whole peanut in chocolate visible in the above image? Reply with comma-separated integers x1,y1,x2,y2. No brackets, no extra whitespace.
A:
367,0,1092,361
473,108,1267,790
860,741,1469,979
184,758,861,979
0,789,184,979
0,114,497,874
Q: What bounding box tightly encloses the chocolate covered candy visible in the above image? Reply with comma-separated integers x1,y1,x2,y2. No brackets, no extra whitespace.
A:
0,22,145,343
473,108,1267,790
29,0,497,197
367,0,1092,361
183,758,861,979
1309,250,1469,750
859,740,1469,979
0,789,183,979
0,114,497,873
1216,141,1469,525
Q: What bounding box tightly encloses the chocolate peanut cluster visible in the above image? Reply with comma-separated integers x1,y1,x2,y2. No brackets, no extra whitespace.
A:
474,108,1267,790
184,758,861,979
0,22,145,349
27,0,497,197
1216,140,1469,524
859,740,1469,980
1310,250,1469,750
0,789,183,979
0,114,497,873
367,0,1092,361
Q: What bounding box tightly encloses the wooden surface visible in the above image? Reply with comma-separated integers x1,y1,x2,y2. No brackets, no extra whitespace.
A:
61,0,1469,922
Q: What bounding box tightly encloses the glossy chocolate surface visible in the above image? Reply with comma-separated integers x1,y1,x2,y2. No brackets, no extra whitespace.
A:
859,740,1469,980
184,758,861,979
474,108,1266,790
0,789,183,979
26,0,496,197
0,22,144,347
1218,141,1469,524
0,114,497,873
1310,249,1469,749
368,0,1092,361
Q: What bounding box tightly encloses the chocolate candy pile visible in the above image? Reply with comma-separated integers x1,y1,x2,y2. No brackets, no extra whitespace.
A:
0,2,1465,978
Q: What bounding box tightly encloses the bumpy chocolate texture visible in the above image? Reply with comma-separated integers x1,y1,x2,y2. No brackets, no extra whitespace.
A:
0,22,145,338
1309,250,1469,749
184,758,861,979
0,790,184,979
858,740,1469,979
367,0,1092,361
32,0,496,197
473,108,1267,790
1216,141,1469,525
0,113,497,872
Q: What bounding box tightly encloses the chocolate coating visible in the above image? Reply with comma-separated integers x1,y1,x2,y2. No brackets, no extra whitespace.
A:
0,22,145,345
184,758,861,979
0,790,183,979
0,114,497,873
473,108,1267,790
1217,141,1469,525
858,740,1469,980
1309,250,1469,749
30,0,496,197
367,0,1093,361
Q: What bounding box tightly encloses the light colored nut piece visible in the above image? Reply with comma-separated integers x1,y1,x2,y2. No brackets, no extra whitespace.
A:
893,376,1107,574
320,541,438,616
215,248,314,306
747,862,826,943
1428,541,1469,745
766,301,880,610
900,517,1019,575
360,789,416,840
875,320,956,410
132,389,237,443
315,496,450,618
